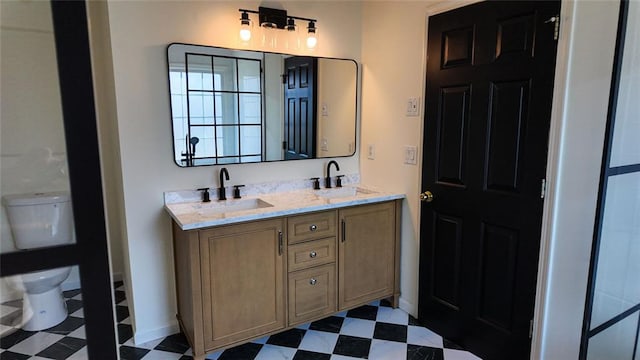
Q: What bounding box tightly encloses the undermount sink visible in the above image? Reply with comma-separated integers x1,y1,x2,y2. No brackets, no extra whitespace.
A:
195,198,273,215
314,186,377,199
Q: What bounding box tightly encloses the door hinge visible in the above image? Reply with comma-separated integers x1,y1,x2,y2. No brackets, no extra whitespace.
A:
540,179,546,199
545,15,560,40
529,319,534,338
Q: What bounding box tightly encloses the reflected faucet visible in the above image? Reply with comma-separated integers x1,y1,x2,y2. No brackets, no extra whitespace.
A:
325,160,340,188
218,167,230,200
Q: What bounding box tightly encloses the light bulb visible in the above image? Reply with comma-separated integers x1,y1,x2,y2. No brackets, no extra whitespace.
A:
240,27,251,42
306,34,317,49
306,21,318,50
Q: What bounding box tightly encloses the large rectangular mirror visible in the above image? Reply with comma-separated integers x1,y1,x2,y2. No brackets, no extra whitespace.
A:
167,43,357,167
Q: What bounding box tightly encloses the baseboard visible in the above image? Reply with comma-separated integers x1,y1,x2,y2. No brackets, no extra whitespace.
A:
399,297,417,318
133,322,180,345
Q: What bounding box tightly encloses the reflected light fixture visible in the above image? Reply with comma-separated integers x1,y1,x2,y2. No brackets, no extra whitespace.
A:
238,7,318,50
306,21,318,50
239,11,252,43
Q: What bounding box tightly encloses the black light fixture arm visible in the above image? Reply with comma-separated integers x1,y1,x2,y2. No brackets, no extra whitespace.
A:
238,8,316,28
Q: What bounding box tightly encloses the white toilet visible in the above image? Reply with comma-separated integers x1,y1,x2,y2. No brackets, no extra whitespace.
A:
2,192,74,331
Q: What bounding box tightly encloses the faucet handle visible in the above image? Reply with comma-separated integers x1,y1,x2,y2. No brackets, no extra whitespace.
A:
310,177,320,190
197,188,211,202
336,175,344,188
233,185,245,199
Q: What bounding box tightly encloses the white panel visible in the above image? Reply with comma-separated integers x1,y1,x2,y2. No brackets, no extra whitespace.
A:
587,312,638,360
610,1,640,167
591,172,640,328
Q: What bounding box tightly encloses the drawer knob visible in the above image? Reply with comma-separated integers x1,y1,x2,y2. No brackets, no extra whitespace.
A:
310,224,317,231
309,251,317,258
309,278,317,285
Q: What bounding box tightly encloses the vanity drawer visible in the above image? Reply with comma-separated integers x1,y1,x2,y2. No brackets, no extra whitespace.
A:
288,237,336,272
288,263,336,326
287,211,336,244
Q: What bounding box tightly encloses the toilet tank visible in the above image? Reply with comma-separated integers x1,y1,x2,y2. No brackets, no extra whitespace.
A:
2,192,74,249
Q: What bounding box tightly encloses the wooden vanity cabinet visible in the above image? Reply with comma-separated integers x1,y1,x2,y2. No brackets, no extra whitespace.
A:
338,201,400,309
173,218,286,357
172,200,401,359
199,219,286,350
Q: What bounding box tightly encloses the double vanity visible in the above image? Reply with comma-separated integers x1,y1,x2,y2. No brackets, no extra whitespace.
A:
164,180,404,359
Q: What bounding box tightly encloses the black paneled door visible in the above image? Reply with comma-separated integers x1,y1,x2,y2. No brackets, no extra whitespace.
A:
418,1,560,359
284,56,317,160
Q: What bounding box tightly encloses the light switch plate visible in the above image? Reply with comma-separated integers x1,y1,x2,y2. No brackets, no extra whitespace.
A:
321,138,328,151
368,144,376,160
406,97,420,117
404,145,417,165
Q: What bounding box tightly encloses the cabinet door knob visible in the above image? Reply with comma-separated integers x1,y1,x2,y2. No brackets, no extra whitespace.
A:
309,224,317,231
309,278,317,285
309,251,317,258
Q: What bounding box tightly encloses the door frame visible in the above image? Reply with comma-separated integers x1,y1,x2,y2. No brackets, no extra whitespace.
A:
0,0,117,356
419,0,585,358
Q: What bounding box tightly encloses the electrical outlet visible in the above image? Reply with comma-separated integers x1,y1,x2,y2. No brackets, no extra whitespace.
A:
404,145,417,165
406,97,420,117
322,103,329,116
367,144,376,160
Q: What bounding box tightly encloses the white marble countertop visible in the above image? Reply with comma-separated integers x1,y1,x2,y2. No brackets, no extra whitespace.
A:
165,184,405,230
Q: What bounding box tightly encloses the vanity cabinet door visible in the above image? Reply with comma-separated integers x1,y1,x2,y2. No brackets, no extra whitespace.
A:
338,202,396,310
199,219,286,351
288,263,337,325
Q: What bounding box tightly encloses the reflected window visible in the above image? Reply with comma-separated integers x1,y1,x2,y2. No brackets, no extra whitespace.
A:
170,54,263,166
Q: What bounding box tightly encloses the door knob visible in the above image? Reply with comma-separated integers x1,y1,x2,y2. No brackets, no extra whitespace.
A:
420,191,434,202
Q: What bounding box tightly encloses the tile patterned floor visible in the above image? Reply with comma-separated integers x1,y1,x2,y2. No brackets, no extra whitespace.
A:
0,282,481,360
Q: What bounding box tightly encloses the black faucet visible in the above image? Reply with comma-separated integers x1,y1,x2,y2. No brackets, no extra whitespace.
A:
325,160,340,188
218,167,230,200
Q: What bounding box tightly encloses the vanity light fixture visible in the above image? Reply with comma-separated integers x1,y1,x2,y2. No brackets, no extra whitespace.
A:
238,7,318,50
239,11,252,43
306,21,318,50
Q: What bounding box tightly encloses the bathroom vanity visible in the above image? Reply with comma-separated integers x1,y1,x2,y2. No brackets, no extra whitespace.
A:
165,184,403,359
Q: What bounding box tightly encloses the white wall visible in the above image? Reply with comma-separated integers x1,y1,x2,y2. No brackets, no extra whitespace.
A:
360,1,442,316
103,0,362,343
317,59,357,157
264,53,284,161
533,1,620,358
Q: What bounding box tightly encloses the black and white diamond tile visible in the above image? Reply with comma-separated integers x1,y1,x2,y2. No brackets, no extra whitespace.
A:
1,281,481,359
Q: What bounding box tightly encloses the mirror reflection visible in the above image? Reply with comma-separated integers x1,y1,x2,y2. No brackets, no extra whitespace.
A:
167,44,357,167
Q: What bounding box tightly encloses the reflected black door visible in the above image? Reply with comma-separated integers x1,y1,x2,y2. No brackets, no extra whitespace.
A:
284,56,317,160
418,1,560,359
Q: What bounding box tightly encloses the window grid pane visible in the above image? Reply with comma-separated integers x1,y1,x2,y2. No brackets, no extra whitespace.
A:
175,54,262,165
